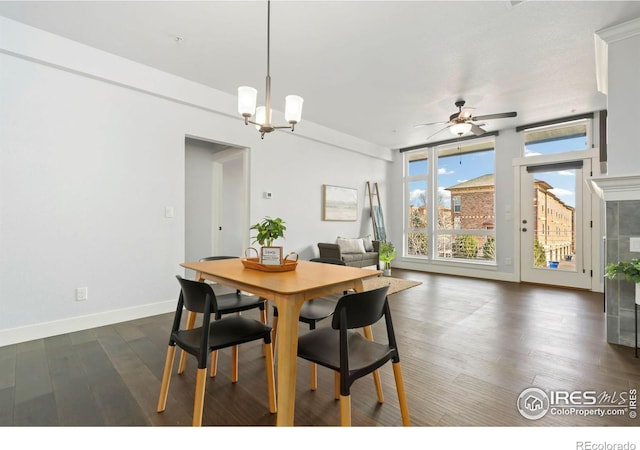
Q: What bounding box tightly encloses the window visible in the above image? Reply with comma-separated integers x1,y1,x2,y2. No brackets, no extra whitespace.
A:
404,138,496,263
453,196,461,213
524,120,589,157
406,151,428,256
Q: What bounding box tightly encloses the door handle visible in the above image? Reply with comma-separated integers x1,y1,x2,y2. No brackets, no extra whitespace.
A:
522,219,527,224
522,228,527,232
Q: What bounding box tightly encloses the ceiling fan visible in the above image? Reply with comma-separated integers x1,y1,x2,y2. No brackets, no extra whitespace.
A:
415,100,517,141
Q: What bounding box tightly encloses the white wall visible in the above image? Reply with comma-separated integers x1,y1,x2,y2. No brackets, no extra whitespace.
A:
606,24,640,177
0,17,390,346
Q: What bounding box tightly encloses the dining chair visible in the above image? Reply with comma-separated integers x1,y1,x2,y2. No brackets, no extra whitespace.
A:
157,276,276,426
271,257,345,390
178,256,268,380
296,285,410,426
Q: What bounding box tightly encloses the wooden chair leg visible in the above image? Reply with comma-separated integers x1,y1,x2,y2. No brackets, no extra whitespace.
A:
230,311,241,381
261,306,269,357
156,346,176,413
178,311,197,374
260,306,268,324
271,314,278,357
310,363,318,391
231,345,239,383
264,342,277,413
373,370,384,403
392,362,411,426
209,350,218,377
334,372,340,400
339,394,352,426
192,368,207,427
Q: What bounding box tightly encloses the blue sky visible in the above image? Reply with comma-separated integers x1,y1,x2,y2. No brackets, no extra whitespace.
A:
409,135,586,209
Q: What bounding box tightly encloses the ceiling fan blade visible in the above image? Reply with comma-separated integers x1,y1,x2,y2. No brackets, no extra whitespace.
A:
471,112,517,121
414,121,446,128
424,125,451,141
470,123,486,136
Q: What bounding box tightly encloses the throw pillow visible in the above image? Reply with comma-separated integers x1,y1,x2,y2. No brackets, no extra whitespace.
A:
336,237,366,254
360,234,374,252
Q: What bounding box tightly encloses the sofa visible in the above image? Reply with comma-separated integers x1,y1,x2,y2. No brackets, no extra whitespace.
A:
317,236,380,269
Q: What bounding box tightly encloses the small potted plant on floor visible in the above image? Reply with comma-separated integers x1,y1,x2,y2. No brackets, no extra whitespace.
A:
605,257,640,305
379,241,396,277
249,216,287,264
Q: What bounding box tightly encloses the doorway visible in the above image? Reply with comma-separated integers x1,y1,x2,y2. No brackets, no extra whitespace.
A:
185,138,249,263
518,157,592,289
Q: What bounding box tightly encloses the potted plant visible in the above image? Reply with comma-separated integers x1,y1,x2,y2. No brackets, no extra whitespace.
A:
379,241,396,277
249,216,287,264
605,258,640,305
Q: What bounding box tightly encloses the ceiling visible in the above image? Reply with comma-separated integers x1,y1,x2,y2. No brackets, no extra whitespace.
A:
2,1,640,150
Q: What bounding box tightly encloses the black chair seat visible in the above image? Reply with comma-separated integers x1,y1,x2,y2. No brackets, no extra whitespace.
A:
273,296,336,324
215,292,265,318
298,327,394,377
174,315,272,355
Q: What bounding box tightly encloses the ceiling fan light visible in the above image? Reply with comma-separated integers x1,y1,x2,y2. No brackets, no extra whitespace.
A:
450,122,472,136
238,86,258,117
284,95,304,124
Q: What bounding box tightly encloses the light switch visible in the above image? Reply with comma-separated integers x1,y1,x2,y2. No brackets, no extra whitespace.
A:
165,206,175,218
630,237,640,252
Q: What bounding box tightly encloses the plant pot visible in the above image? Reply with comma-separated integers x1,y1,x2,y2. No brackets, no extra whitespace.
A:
383,269,392,277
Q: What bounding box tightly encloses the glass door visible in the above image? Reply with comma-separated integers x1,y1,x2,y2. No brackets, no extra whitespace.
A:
519,159,592,289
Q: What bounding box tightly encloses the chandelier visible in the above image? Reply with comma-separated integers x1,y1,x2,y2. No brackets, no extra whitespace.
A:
237,0,304,139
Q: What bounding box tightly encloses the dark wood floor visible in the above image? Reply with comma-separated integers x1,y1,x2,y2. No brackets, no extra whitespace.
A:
1,269,639,429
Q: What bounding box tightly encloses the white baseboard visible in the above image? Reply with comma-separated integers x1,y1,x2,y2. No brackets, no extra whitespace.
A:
0,300,176,347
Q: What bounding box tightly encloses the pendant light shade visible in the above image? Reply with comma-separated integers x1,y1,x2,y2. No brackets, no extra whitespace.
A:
238,86,258,117
285,95,304,124
254,106,272,130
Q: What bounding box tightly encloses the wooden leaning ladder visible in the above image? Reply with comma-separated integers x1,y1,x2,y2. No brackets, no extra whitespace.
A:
366,181,386,242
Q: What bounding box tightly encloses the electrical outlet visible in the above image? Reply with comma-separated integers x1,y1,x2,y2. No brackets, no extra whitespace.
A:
505,257,512,266
76,287,88,301
630,237,640,252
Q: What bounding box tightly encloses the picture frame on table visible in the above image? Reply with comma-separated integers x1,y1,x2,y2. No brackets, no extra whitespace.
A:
260,246,283,265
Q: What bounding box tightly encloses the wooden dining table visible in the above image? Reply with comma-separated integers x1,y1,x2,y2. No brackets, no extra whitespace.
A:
180,257,381,426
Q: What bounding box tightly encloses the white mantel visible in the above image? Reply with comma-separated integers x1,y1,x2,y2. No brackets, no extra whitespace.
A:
589,175,640,202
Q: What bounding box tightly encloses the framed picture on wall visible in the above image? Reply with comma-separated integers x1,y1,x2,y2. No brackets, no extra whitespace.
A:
323,185,358,221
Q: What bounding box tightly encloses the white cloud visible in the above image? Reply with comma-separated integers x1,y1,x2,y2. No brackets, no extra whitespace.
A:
525,149,542,157
557,170,575,176
410,189,426,206
549,188,574,200
438,186,451,205
438,168,454,175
